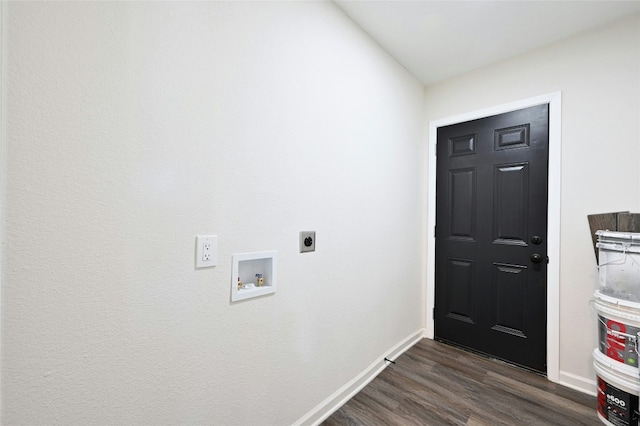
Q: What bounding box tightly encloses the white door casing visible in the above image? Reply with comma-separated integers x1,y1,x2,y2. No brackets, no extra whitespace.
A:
425,92,561,383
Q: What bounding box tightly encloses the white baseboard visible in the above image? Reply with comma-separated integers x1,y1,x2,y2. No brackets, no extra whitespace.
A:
559,370,596,397
293,328,426,426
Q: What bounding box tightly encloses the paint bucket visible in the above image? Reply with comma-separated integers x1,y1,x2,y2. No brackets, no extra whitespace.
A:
594,349,640,426
596,231,640,304
593,292,640,370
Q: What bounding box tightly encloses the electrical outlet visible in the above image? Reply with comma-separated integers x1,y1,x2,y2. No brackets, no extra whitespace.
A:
300,231,316,253
203,242,212,261
196,235,217,268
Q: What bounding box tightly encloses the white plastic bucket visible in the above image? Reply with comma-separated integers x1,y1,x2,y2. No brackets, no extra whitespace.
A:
593,293,640,369
597,230,640,303
594,351,639,426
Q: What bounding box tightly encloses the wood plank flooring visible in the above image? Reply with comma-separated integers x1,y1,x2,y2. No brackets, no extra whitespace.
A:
322,339,600,426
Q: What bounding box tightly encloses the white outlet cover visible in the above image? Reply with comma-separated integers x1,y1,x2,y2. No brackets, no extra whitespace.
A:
196,235,217,268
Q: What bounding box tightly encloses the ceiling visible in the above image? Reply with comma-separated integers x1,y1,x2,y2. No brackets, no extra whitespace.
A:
333,0,640,86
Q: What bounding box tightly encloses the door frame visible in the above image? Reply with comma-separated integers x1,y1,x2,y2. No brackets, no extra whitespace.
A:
0,1,9,419
0,1,6,417
425,92,561,383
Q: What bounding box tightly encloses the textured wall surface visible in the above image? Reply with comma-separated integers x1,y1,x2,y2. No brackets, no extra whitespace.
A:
424,14,640,393
2,2,425,424
6,2,634,423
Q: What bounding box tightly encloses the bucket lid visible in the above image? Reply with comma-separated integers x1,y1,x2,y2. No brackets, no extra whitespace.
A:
594,354,640,396
596,230,640,243
593,349,639,379
594,291,640,313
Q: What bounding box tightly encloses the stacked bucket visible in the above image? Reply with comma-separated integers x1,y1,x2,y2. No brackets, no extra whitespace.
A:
593,230,640,426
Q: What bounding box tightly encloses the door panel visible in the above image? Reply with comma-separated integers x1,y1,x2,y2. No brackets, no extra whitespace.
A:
492,262,527,337
446,258,475,323
435,104,549,373
493,163,528,245
449,168,476,240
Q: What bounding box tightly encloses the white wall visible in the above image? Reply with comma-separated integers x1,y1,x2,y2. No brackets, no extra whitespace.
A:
1,2,425,424
424,14,640,392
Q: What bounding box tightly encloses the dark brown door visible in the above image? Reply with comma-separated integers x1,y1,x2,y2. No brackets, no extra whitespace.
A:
434,104,549,374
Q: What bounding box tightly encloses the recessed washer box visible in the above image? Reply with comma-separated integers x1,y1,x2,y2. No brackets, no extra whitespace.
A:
231,251,277,302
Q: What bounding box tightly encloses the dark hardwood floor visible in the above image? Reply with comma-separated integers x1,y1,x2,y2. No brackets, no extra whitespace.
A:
322,338,600,426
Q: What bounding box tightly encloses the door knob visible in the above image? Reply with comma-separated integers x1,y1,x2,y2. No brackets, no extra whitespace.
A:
530,253,543,263
531,236,542,245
